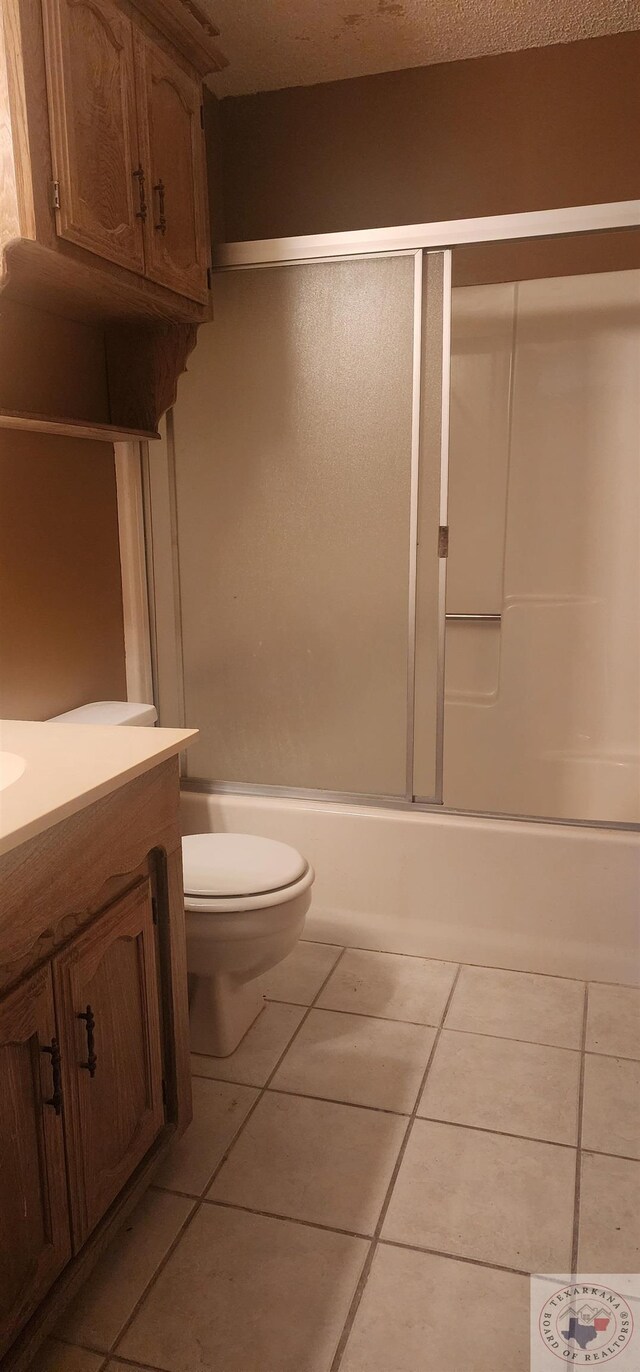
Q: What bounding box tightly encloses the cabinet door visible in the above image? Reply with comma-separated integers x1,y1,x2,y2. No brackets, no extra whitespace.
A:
135,33,209,303
54,880,164,1249
42,0,145,272
0,966,71,1358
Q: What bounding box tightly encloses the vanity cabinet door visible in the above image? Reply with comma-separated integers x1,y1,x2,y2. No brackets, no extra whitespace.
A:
0,966,71,1358
42,0,145,273
54,879,165,1250
134,32,209,303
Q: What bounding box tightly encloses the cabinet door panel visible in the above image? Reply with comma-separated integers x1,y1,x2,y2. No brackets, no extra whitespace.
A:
135,34,208,303
0,966,71,1358
54,880,164,1249
42,0,145,272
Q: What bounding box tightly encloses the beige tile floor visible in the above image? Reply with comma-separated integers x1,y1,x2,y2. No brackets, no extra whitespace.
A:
36,941,639,1372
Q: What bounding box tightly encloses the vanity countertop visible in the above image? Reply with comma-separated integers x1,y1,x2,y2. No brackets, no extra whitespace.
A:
0,719,197,857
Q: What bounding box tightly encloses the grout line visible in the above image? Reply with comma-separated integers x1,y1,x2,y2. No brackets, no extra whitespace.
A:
267,996,456,1029
580,1047,640,1065
101,1356,170,1372
55,1344,113,1371
413,1115,578,1151
329,962,464,1372
186,1079,414,1116
63,946,635,1370
238,1084,411,1118
193,1011,587,1064
90,1197,198,1360
571,983,590,1275
426,1021,584,1051
379,1236,533,1278
202,1195,373,1242
104,946,349,1363
310,938,639,992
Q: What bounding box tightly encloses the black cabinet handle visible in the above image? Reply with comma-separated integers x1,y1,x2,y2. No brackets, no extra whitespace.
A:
41,1037,63,1116
77,1004,97,1077
154,179,167,234
133,163,147,221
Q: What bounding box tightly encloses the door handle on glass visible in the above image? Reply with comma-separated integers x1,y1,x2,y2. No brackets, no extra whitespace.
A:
133,164,147,221
154,179,167,234
77,1004,97,1077
41,1037,63,1115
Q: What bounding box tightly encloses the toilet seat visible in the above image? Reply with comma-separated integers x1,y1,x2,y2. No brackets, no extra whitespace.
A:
182,832,312,913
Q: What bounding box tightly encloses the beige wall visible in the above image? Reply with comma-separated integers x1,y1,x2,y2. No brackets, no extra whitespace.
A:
216,33,640,242
0,431,126,720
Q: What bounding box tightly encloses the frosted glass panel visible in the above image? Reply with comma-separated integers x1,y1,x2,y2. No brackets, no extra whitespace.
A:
173,256,417,794
413,253,447,800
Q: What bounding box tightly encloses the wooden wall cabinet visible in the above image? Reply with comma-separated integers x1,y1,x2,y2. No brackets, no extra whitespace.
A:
135,30,209,302
42,0,209,303
42,0,146,276
0,0,226,434
0,757,191,1371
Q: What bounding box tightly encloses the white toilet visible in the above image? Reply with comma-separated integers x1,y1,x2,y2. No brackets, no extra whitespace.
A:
49,701,314,1056
183,832,313,1055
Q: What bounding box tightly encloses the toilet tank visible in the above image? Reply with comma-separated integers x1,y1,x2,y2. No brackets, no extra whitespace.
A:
49,701,158,726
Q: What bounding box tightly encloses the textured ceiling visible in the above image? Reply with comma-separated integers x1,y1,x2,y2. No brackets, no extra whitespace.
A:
204,0,640,97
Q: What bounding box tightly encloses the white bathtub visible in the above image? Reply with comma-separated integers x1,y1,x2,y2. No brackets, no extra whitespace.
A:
180,790,640,986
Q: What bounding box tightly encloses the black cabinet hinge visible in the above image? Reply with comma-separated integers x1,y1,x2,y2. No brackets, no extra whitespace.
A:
162,1078,167,1106
152,895,158,926
206,265,212,289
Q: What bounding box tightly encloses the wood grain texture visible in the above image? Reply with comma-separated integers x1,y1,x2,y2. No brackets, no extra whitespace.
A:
54,879,164,1247
128,0,227,76
0,0,56,251
42,0,145,273
0,965,71,1359
105,317,200,429
0,759,192,1367
114,441,155,701
0,0,212,434
157,841,192,1130
0,12,21,250
1,236,206,323
0,759,181,976
135,30,209,303
0,409,158,441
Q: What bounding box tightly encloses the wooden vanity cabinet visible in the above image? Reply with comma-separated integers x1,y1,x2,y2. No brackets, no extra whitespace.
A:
0,966,71,1356
0,757,191,1370
54,878,165,1249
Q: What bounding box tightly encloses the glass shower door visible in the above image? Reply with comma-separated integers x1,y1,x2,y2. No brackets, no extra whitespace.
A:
170,252,444,799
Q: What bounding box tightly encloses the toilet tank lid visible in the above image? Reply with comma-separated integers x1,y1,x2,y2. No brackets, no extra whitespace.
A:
49,701,158,726
182,832,308,897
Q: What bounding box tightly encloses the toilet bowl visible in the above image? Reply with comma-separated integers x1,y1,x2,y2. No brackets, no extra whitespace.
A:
48,702,315,1058
183,832,314,1056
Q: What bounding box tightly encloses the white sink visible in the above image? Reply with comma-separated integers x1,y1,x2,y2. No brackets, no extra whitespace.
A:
0,751,26,790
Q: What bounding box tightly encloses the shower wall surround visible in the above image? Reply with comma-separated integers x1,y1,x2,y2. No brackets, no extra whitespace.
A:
149,249,640,826
446,267,640,821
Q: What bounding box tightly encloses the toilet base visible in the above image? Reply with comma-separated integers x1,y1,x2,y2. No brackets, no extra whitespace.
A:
189,972,265,1057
